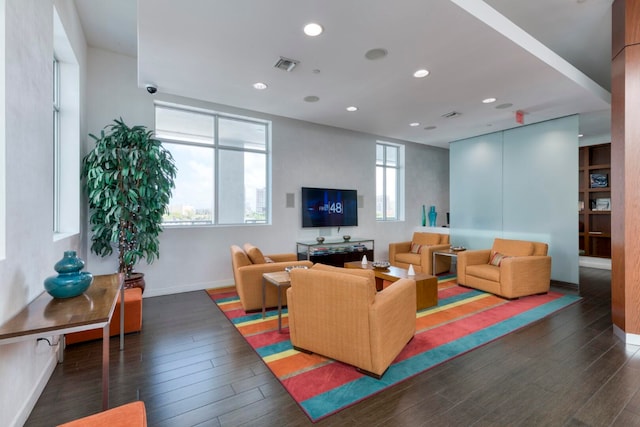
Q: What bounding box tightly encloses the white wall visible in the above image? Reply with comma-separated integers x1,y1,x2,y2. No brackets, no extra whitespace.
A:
0,1,87,426
84,48,450,297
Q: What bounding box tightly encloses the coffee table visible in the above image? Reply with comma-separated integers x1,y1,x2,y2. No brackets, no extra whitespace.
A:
343,261,438,310
262,271,291,333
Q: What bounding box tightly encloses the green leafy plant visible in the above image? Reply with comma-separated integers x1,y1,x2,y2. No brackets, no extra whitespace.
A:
82,118,177,277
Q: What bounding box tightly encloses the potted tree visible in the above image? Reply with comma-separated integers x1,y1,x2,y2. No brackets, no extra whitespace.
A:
82,118,177,292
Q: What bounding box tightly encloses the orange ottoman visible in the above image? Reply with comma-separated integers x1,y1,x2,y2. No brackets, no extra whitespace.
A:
57,401,146,426
65,287,142,345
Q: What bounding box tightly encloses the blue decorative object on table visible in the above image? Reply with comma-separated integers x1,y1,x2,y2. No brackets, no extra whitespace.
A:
44,250,93,298
428,205,437,227
421,205,426,226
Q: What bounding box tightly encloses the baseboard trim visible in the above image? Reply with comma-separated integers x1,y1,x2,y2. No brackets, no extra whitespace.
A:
142,278,235,298
613,324,640,345
579,256,611,270
11,345,58,427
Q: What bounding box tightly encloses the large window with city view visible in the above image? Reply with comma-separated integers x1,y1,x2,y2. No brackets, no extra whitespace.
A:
155,103,270,226
376,142,403,221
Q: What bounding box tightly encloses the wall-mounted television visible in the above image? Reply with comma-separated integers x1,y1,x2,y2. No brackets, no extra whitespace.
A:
301,187,358,228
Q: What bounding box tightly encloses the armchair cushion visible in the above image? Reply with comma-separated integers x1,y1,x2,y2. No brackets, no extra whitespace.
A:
243,243,267,264
410,243,423,254
489,252,511,266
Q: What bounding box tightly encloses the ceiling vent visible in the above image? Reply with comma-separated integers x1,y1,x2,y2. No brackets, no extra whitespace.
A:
274,57,299,72
441,111,461,118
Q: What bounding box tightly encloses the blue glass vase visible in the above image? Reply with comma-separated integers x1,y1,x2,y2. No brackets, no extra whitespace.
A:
44,251,93,298
428,206,437,227
421,205,426,226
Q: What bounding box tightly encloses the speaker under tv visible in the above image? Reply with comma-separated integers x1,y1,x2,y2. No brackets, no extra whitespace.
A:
301,187,358,228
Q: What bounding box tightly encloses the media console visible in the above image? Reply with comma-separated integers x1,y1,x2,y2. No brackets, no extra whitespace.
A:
297,237,374,267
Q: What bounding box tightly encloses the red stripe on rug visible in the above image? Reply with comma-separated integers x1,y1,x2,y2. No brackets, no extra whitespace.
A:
245,330,291,348
281,360,364,402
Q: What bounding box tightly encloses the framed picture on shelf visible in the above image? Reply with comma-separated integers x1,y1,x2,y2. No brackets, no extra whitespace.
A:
590,173,608,188
595,198,611,211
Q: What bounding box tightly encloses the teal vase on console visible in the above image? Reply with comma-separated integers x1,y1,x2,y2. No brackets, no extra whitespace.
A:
421,205,426,226
428,206,437,227
44,251,93,298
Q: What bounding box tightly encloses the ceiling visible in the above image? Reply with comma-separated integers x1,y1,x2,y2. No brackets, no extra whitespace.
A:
74,0,613,149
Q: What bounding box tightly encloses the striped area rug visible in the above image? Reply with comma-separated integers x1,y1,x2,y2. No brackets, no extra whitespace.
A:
207,276,581,422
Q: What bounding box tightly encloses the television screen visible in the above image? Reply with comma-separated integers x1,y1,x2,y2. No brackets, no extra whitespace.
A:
301,187,358,228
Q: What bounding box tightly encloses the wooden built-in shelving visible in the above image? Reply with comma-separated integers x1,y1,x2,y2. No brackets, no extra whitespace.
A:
579,143,611,258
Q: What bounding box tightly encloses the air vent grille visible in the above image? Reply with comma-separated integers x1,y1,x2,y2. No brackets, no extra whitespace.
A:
274,57,299,72
442,111,461,118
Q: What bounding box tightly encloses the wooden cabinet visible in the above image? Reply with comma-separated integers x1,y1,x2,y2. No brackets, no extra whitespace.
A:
579,143,611,258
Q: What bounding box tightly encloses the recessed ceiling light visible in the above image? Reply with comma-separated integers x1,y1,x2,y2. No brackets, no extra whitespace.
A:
578,134,584,138
413,69,430,78
365,48,388,60
409,122,420,127
304,95,320,103
303,23,324,37
482,97,497,104
253,82,268,90
346,106,358,112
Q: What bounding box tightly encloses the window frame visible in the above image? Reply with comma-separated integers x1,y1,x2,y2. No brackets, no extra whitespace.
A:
376,141,404,221
155,102,271,227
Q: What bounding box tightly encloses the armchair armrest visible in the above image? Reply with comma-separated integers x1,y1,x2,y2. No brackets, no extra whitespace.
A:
456,249,491,285
266,252,298,262
499,256,552,298
389,241,411,263
368,279,416,374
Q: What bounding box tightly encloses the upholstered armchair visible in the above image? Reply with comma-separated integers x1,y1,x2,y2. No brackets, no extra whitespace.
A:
230,244,312,312
287,263,416,379
456,238,551,299
389,232,451,275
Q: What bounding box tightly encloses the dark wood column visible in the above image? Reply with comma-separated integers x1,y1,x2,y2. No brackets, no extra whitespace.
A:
611,0,640,336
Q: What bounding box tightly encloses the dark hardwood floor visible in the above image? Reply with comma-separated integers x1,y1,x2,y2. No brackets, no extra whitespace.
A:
26,267,640,426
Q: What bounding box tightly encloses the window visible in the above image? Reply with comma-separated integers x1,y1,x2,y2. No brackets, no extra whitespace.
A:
155,103,270,226
53,57,60,231
52,9,80,239
376,142,404,221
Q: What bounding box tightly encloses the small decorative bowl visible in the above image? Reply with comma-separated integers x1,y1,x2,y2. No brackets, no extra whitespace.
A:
343,235,351,241
451,246,466,252
371,261,391,270
316,237,325,243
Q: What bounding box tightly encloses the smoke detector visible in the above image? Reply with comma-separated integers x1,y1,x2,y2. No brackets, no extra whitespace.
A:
274,57,299,72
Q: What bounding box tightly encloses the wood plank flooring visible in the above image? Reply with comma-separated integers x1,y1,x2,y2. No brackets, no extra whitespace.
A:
25,267,640,426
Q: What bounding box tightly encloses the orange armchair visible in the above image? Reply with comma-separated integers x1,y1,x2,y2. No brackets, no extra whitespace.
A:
230,244,312,312
389,232,451,275
456,238,551,299
287,264,416,379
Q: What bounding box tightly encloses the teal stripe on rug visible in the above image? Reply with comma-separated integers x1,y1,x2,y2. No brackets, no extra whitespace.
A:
300,294,580,420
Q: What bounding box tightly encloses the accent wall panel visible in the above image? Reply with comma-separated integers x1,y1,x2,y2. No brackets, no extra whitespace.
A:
450,115,579,284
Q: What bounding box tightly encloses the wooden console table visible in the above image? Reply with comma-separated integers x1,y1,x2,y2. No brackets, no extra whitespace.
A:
0,273,124,410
